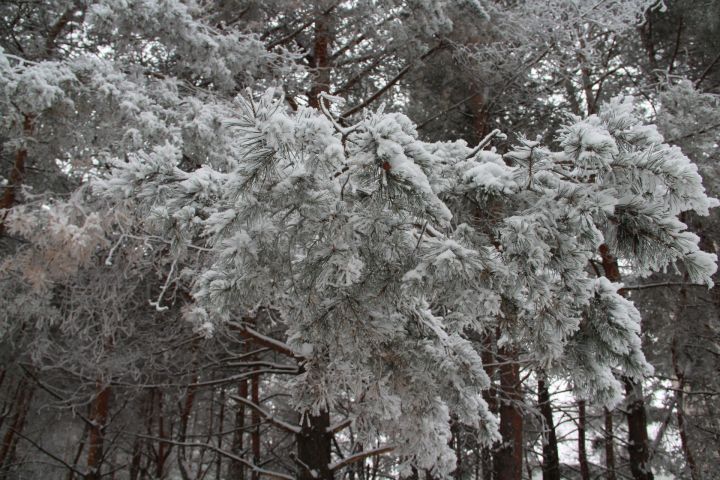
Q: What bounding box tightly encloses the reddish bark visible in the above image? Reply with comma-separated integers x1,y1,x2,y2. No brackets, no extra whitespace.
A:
493,345,523,480
86,382,111,480
307,10,332,109
0,114,33,236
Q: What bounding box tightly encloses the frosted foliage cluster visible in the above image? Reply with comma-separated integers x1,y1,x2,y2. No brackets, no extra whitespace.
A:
92,87,715,472
87,0,299,91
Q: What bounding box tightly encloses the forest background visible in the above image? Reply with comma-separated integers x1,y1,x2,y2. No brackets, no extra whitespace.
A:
1,1,720,479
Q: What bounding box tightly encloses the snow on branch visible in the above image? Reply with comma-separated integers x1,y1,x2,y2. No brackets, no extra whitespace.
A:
329,446,395,471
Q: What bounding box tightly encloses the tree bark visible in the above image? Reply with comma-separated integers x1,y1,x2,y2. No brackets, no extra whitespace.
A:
0,377,34,471
0,114,33,236
251,371,261,480
493,345,523,480
296,409,333,480
537,377,560,480
671,338,698,480
599,244,653,480
578,400,590,480
307,8,332,109
604,408,617,480
230,378,249,480
86,382,111,480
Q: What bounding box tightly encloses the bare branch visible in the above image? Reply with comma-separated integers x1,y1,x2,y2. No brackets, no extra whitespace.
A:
329,446,394,471
341,44,444,119
229,395,301,434
135,434,294,480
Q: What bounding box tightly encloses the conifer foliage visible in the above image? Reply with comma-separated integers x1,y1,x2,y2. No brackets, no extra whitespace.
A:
0,1,718,479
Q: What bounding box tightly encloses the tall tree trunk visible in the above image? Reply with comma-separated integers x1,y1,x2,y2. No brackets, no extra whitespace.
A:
155,389,169,479
250,371,260,480
604,408,617,480
0,114,33,236
493,345,523,480
537,377,560,480
296,409,333,480
671,338,698,480
67,419,90,480
216,387,226,480
577,400,590,480
307,8,332,109
86,382,111,480
230,378,248,480
599,244,653,480
0,377,34,472
177,373,198,480
624,379,653,480
479,332,496,480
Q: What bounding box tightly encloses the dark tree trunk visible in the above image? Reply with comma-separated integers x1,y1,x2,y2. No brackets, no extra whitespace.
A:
251,372,260,480
86,382,111,480
604,408,617,480
0,114,33,236
67,419,89,480
624,379,653,480
0,378,34,471
479,332,496,480
537,377,560,480
599,244,653,480
230,379,248,480
578,400,590,480
493,346,523,480
671,338,698,480
296,409,333,480
307,9,332,109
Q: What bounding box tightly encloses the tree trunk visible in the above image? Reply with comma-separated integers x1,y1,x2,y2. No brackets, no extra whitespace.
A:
578,400,590,480
67,420,90,480
177,374,198,480
251,371,261,480
671,338,698,480
604,408,617,480
0,378,34,471
296,409,332,480
0,114,33,236
216,387,226,480
599,244,653,480
537,377,560,480
86,382,111,480
307,8,332,109
229,378,248,480
479,332,496,480
624,378,653,480
493,346,523,480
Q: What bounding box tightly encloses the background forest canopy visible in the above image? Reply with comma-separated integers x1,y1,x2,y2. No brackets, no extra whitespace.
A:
1,0,720,479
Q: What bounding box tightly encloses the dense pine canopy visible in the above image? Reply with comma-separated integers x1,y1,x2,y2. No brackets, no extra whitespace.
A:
1,1,719,479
